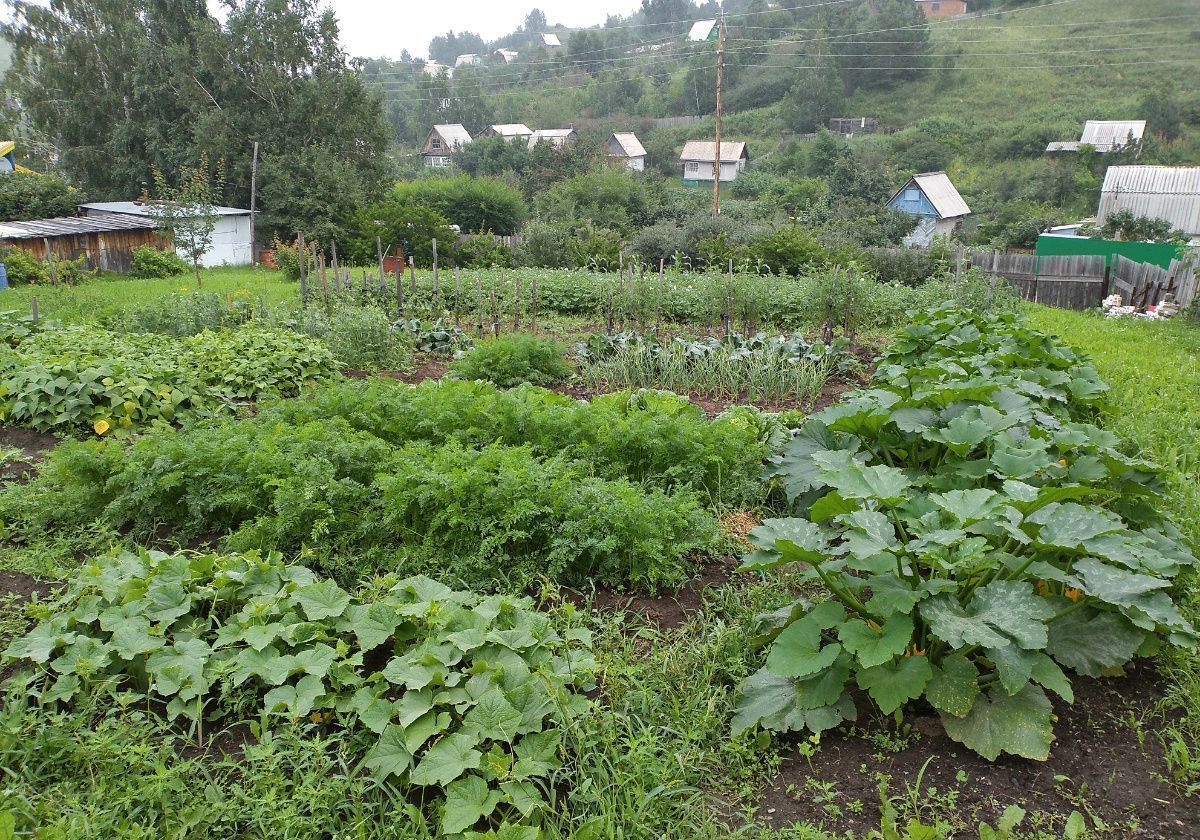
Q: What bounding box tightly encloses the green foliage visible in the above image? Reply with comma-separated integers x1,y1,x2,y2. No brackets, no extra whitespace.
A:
145,153,224,286
576,329,849,404
130,246,190,279
346,197,456,267
1094,208,1188,244
534,171,651,235
734,308,1198,761
108,291,248,336
0,171,84,221
515,219,573,269
453,234,514,269
0,247,49,284
742,227,830,276
274,301,409,371
2,548,595,835
0,323,336,434
392,176,525,237
451,334,573,388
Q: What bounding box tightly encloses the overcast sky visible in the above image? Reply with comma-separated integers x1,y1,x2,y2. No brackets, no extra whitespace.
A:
329,1,637,61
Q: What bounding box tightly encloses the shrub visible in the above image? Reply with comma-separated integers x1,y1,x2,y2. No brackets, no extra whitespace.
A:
451,334,573,388
391,175,525,236
273,301,409,371
744,227,830,276
733,308,1198,762
0,171,84,222
535,170,651,235
109,292,242,337
0,247,48,284
516,219,573,268
130,246,189,278
2,549,595,836
452,233,513,268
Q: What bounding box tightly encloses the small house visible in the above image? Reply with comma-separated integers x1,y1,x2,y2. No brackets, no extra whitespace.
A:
0,214,169,274
540,33,562,49
688,20,718,42
679,141,749,186
1098,165,1200,243
422,62,453,79
886,171,971,246
482,124,534,143
421,124,473,168
606,132,647,172
914,0,968,18
528,128,578,150
81,202,254,266
455,54,482,68
493,49,519,64
1047,120,1146,154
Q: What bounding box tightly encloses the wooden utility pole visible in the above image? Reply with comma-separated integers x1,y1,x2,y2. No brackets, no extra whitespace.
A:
712,17,726,219
249,141,259,264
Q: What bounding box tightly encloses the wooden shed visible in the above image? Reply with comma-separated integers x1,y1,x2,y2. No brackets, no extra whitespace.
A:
0,214,169,273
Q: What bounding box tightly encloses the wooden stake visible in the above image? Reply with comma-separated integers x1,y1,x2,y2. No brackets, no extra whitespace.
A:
409,256,416,298
331,240,341,294
319,252,329,306
376,236,386,301
513,274,521,331
30,295,38,325
42,239,58,287
431,238,439,311
249,140,259,264
454,266,462,326
530,277,538,334
475,272,484,334
297,232,307,307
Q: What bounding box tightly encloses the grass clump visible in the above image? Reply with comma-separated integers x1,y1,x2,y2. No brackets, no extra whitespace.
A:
450,334,573,388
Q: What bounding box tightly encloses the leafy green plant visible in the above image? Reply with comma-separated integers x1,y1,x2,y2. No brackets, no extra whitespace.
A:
130,246,190,279
0,324,337,434
733,308,1198,761
575,329,851,403
274,301,409,371
451,335,573,388
3,548,595,836
394,319,473,353
0,247,49,284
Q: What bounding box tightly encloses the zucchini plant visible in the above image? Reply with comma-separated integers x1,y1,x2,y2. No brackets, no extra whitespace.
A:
733,308,1198,760
3,549,595,835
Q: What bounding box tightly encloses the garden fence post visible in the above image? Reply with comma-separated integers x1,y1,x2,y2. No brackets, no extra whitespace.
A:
375,236,386,304
42,239,58,286
298,231,307,308
396,265,405,320
513,274,521,331
30,295,38,325
531,277,537,334
606,287,614,336
656,260,664,336
454,266,462,326
409,256,416,299
431,238,440,313
475,272,484,334
490,288,499,336
319,251,329,307
331,241,341,295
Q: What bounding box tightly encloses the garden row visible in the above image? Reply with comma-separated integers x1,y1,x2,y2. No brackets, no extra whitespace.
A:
5,378,778,590
0,311,338,434
733,307,1198,760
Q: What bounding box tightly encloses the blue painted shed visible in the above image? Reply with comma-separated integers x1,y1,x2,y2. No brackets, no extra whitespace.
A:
886,171,971,246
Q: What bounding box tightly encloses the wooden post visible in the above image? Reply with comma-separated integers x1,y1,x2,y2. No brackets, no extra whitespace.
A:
454,266,462,326
361,268,368,299
513,274,521,331
656,259,664,335
490,288,499,336
628,263,635,330
43,239,58,286
409,256,416,299
331,240,341,294
606,287,614,336
297,232,307,307
530,277,538,335
30,295,38,325
712,17,726,219
475,272,484,334
249,140,259,265
431,238,439,312
319,252,329,306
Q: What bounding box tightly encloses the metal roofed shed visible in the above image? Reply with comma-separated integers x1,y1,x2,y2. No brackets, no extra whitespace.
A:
0,213,169,273
421,124,473,168
482,123,534,142
528,128,578,150
606,132,647,171
1098,165,1200,241
540,33,562,48
81,201,253,266
1046,119,1146,154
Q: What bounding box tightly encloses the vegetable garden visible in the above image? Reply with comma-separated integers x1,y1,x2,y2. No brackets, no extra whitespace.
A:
0,266,1197,839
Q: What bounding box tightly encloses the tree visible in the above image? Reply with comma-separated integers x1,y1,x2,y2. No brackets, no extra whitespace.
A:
3,0,391,244
825,0,930,93
146,153,224,288
0,172,85,221
781,68,843,133
1140,84,1183,142
427,30,486,64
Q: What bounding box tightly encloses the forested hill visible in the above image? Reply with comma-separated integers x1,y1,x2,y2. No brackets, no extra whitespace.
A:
366,0,1199,163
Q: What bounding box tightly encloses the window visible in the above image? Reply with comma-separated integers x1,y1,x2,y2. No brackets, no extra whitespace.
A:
931,2,940,9
904,189,920,202
432,138,442,151
687,162,699,173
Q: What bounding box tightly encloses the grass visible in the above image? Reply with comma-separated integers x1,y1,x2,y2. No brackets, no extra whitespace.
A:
1026,305,1200,794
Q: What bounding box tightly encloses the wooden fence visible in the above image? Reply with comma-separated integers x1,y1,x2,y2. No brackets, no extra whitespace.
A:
930,249,1197,311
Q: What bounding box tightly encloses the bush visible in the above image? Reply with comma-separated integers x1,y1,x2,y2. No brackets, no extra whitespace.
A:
743,227,830,276
273,301,409,371
567,225,624,271
535,170,651,235
450,334,573,387
0,247,47,284
0,171,84,222
110,292,236,336
452,233,513,268
391,175,525,236
516,218,573,268
130,246,189,278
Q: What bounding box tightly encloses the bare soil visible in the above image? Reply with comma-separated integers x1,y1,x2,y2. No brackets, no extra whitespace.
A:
0,427,59,482
756,659,1196,838
563,557,744,630
0,570,61,685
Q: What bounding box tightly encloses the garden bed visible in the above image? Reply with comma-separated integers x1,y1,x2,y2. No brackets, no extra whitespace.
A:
757,660,1192,838
0,427,58,482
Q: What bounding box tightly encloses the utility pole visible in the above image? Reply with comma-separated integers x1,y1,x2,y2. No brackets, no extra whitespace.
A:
712,17,726,219
249,141,259,264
